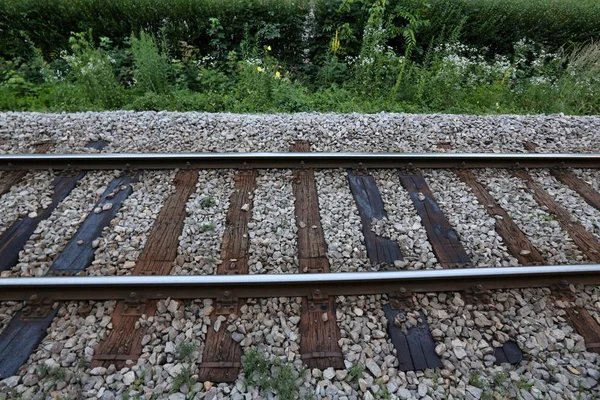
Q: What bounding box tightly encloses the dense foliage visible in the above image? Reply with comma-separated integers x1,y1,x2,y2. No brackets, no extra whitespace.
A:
1,0,600,115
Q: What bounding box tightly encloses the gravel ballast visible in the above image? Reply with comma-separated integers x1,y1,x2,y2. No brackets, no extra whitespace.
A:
478,168,587,264
248,170,298,274
1,112,600,154
1,112,600,399
423,169,519,268
315,169,369,272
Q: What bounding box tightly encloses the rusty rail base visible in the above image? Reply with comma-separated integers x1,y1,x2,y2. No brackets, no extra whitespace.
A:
1,152,599,171
1,265,599,302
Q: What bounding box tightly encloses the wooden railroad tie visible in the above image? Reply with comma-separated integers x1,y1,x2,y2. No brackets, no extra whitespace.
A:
347,169,403,266
525,141,600,212
93,169,199,368
454,169,545,266
198,170,257,382
0,141,108,272
0,170,137,378
398,169,472,269
512,170,600,262
348,166,445,370
0,141,53,196
292,141,345,370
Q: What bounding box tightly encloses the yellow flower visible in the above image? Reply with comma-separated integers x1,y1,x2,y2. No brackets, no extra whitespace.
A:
275,71,281,79
257,66,263,72
267,46,272,51
331,30,341,55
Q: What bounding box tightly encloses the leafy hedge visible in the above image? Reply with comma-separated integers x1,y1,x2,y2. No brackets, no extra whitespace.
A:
0,0,309,64
2,0,600,66
311,0,600,60
409,0,600,54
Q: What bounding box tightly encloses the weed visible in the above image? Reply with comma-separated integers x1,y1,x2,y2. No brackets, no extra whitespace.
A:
200,223,216,233
242,347,300,400
176,341,197,361
516,377,534,390
130,30,171,94
469,370,486,389
200,197,216,208
171,367,195,393
376,379,392,399
493,371,508,386
346,363,365,384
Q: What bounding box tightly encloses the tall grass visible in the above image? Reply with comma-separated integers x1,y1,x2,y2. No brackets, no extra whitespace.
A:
130,30,170,94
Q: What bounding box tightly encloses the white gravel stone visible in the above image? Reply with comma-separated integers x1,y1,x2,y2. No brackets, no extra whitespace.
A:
528,169,600,241
248,170,298,274
7,171,117,277
478,169,586,264
316,169,369,272
172,170,234,276
0,171,54,236
2,112,600,154
371,169,439,270
423,169,519,268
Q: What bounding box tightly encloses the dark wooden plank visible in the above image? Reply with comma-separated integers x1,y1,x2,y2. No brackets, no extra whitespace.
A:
398,170,472,268
493,347,509,365
290,141,344,370
0,173,85,272
494,341,522,365
292,170,329,272
0,141,110,272
455,169,545,266
405,325,429,371
199,170,257,382
0,309,59,379
135,170,199,275
49,173,138,274
512,170,600,262
299,297,344,370
550,169,600,212
384,306,414,371
0,172,138,376
564,307,600,354
218,171,257,275
0,142,53,196
93,170,199,368
383,306,441,371
502,341,523,364
198,303,245,382
415,311,442,369
524,141,600,214
347,169,403,265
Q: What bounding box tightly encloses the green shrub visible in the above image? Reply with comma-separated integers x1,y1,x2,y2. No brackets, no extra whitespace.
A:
130,30,171,94
0,0,309,65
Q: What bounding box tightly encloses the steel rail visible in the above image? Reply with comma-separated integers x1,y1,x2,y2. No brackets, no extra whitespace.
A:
0,152,599,170
1,265,599,302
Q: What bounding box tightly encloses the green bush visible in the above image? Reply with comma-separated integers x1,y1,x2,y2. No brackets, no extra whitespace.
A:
130,30,171,94
0,0,309,65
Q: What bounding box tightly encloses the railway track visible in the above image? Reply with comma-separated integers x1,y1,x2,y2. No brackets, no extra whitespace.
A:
0,141,600,398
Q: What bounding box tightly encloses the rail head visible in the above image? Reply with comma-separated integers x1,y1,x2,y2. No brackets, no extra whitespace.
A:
1,265,599,302
0,152,599,170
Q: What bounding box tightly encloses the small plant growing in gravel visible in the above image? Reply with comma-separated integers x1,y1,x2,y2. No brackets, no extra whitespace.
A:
376,379,392,399
200,197,216,208
516,377,534,390
243,347,300,400
176,340,196,361
171,367,195,393
346,363,365,384
493,371,508,385
200,222,216,232
469,370,486,388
